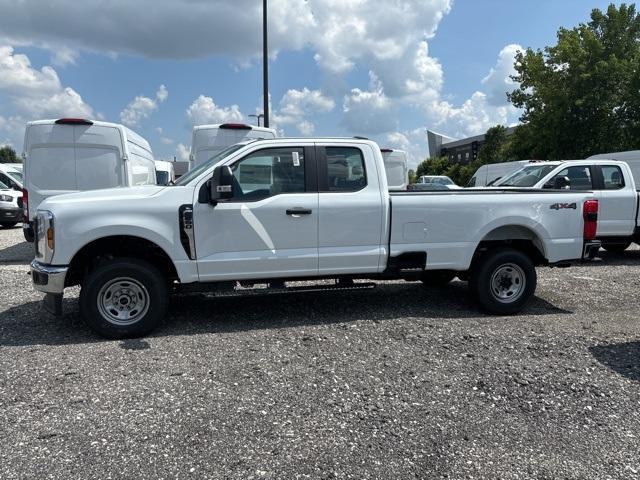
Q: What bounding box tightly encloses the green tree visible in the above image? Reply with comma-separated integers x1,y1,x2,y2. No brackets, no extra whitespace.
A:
477,125,510,164
0,146,21,163
415,156,449,178
407,169,417,184
508,3,640,159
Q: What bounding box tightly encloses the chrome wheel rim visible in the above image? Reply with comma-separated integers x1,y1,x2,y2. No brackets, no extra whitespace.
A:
97,277,150,326
490,263,525,304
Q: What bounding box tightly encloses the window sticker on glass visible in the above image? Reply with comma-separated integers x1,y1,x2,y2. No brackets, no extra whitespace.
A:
292,151,300,167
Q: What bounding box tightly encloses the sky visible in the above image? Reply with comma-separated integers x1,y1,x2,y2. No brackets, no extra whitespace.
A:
0,0,625,168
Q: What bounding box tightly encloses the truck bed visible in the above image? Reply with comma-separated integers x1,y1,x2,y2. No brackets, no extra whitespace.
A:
388,188,593,270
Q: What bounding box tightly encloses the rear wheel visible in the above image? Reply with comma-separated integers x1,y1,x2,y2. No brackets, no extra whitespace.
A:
602,242,631,253
470,248,536,315
0,222,17,228
80,258,168,339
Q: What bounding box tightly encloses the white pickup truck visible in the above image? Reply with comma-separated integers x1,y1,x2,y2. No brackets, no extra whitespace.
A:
30,138,601,338
495,159,639,252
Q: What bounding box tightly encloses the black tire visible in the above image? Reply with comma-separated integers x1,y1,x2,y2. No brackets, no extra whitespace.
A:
79,258,168,339
602,242,631,253
470,248,536,315
421,270,457,287
0,222,17,228
23,225,34,243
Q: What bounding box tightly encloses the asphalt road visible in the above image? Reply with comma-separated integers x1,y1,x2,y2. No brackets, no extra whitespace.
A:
0,225,638,479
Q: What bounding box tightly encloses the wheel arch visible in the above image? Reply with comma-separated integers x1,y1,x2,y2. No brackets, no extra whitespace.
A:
474,223,547,266
65,235,179,287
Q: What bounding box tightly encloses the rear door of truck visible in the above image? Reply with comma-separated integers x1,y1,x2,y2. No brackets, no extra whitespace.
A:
315,142,386,274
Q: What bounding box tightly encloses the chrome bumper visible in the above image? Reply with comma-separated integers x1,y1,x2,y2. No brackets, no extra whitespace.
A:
30,260,68,294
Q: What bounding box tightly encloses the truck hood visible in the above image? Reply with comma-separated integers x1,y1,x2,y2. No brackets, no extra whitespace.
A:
40,185,166,207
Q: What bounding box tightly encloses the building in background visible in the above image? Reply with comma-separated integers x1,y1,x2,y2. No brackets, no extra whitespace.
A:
427,127,516,164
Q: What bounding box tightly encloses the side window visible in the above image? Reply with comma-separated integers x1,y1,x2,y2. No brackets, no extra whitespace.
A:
551,166,593,190
325,147,366,192
231,148,305,201
601,165,625,190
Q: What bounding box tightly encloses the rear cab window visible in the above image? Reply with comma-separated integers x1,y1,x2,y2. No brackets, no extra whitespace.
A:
320,146,367,192
601,165,625,190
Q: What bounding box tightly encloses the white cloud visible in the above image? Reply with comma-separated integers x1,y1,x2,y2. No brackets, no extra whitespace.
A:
0,1,452,73
156,84,168,103
176,143,190,162
51,46,78,67
120,84,168,127
342,73,396,135
0,46,93,147
186,95,243,126
385,128,429,169
481,44,522,106
272,88,335,135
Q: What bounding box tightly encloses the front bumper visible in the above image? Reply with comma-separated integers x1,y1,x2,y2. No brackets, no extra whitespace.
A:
0,206,23,222
30,260,68,294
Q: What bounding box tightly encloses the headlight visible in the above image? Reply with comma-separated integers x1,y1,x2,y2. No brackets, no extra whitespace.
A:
0,194,12,202
35,210,55,263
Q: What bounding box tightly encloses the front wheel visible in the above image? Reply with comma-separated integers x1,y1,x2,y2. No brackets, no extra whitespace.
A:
79,258,168,339
470,248,536,315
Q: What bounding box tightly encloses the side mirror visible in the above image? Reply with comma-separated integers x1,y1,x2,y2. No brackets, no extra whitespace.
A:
210,165,234,204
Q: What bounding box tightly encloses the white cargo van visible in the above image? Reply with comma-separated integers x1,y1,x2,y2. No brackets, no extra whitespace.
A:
380,148,409,190
190,123,277,168
22,118,157,241
154,160,175,185
467,160,537,187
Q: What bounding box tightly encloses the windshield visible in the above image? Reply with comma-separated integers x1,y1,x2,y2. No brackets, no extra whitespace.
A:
496,165,557,187
6,170,22,184
174,144,245,186
422,176,453,185
0,180,8,189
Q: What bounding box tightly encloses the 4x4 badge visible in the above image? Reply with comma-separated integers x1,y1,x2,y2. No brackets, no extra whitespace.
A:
550,202,577,210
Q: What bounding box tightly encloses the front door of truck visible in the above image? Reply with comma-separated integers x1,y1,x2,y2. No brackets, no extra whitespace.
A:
194,145,319,282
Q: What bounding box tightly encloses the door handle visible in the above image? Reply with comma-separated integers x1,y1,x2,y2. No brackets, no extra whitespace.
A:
286,208,312,216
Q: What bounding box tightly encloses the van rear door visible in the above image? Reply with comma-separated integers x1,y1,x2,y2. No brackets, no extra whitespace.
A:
25,121,124,217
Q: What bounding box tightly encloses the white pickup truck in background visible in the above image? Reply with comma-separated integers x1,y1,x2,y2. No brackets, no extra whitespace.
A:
495,159,639,252
30,138,600,338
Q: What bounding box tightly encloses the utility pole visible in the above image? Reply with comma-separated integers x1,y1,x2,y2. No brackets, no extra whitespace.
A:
263,0,270,128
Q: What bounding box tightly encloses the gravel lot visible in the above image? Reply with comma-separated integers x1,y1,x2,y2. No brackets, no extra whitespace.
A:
0,225,639,479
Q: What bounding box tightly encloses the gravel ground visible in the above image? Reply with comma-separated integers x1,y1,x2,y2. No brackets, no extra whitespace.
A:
0,225,639,479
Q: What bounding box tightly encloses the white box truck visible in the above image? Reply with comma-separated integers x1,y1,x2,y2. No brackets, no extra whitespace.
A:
22,118,157,242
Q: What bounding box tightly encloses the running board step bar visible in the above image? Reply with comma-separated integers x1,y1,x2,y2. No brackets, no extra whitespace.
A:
179,281,377,297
